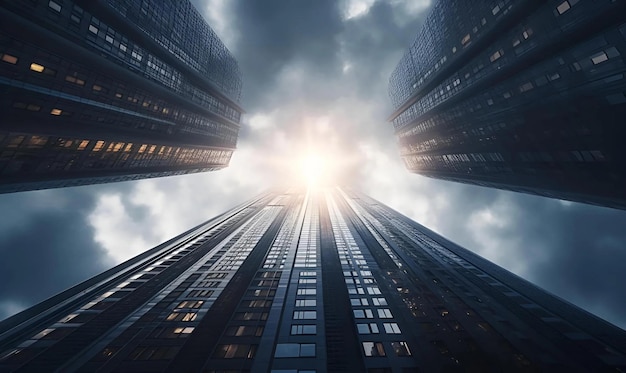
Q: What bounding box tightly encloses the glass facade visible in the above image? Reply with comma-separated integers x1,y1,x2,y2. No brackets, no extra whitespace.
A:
388,0,626,210
1,187,625,371
0,0,243,193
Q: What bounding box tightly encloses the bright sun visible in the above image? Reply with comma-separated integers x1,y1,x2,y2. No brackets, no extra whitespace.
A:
299,153,329,186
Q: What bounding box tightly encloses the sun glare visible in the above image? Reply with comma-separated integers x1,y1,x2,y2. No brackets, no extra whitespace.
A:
299,154,328,186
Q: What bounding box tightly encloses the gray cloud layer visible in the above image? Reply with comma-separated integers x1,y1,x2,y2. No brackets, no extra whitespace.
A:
1,0,625,333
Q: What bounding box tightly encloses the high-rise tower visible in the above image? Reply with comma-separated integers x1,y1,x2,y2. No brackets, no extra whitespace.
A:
0,0,243,193
388,0,626,209
1,188,624,371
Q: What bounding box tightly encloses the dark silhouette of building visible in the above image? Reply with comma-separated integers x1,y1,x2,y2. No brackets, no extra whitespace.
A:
388,0,626,209
1,187,625,371
0,0,243,193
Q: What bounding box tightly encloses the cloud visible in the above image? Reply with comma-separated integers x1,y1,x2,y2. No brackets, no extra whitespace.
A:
2,0,626,336
0,188,113,320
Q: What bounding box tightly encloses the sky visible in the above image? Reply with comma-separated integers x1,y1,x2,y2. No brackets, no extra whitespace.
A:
1,0,626,331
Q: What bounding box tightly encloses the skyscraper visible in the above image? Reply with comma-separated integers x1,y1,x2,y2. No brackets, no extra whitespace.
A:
388,0,626,209
0,0,242,193
1,187,624,371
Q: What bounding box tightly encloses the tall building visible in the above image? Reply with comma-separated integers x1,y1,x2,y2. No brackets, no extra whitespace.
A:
0,0,243,193
388,0,626,209
1,187,625,372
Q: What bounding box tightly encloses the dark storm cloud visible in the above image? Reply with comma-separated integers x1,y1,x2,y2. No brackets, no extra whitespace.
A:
231,0,344,110
0,187,114,320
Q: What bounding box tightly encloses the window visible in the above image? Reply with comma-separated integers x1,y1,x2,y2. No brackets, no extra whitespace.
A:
92,140,105,152
50,109,62,116
274,343,316,358
291,324,316,335
519,82,534,93
65,75,85,86
357,323,379,334
293,311,316,320
591,51,609,65
556,1,570,14
371,298,387,306
298,279,316,284
378,309,393,319
354,309,374,319
1,54,18,64
351,298,368,306
295,299,316,307
297,288,316,295
188,289,214,298
166,312,197,322
225,325,264,337
362,342,385,357
391,342,412,356
246,299,272,308
214,344,257,359
234,312,268,321
155,327,194,338
489,50,502,62
48,1,61,12
383,323,401,334
176,300,203,309
29,63,44,73
129,346,179,360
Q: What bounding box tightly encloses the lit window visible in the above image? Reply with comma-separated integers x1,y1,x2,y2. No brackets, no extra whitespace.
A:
1,54,18,64
391,341,412,356
591,51,608,65
89,24,98,34
214,344,256,359
556,1,570,15
30,63,44,73
65,75,85,86
225,325,263,337
77,140,89,150
173,327,194,335
378,309,393,319
48,1,61,12
176,300,203,309
362,342,385,357
461,34,471,45
50,108,62,116
489,50,502,62
92,140,105,152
